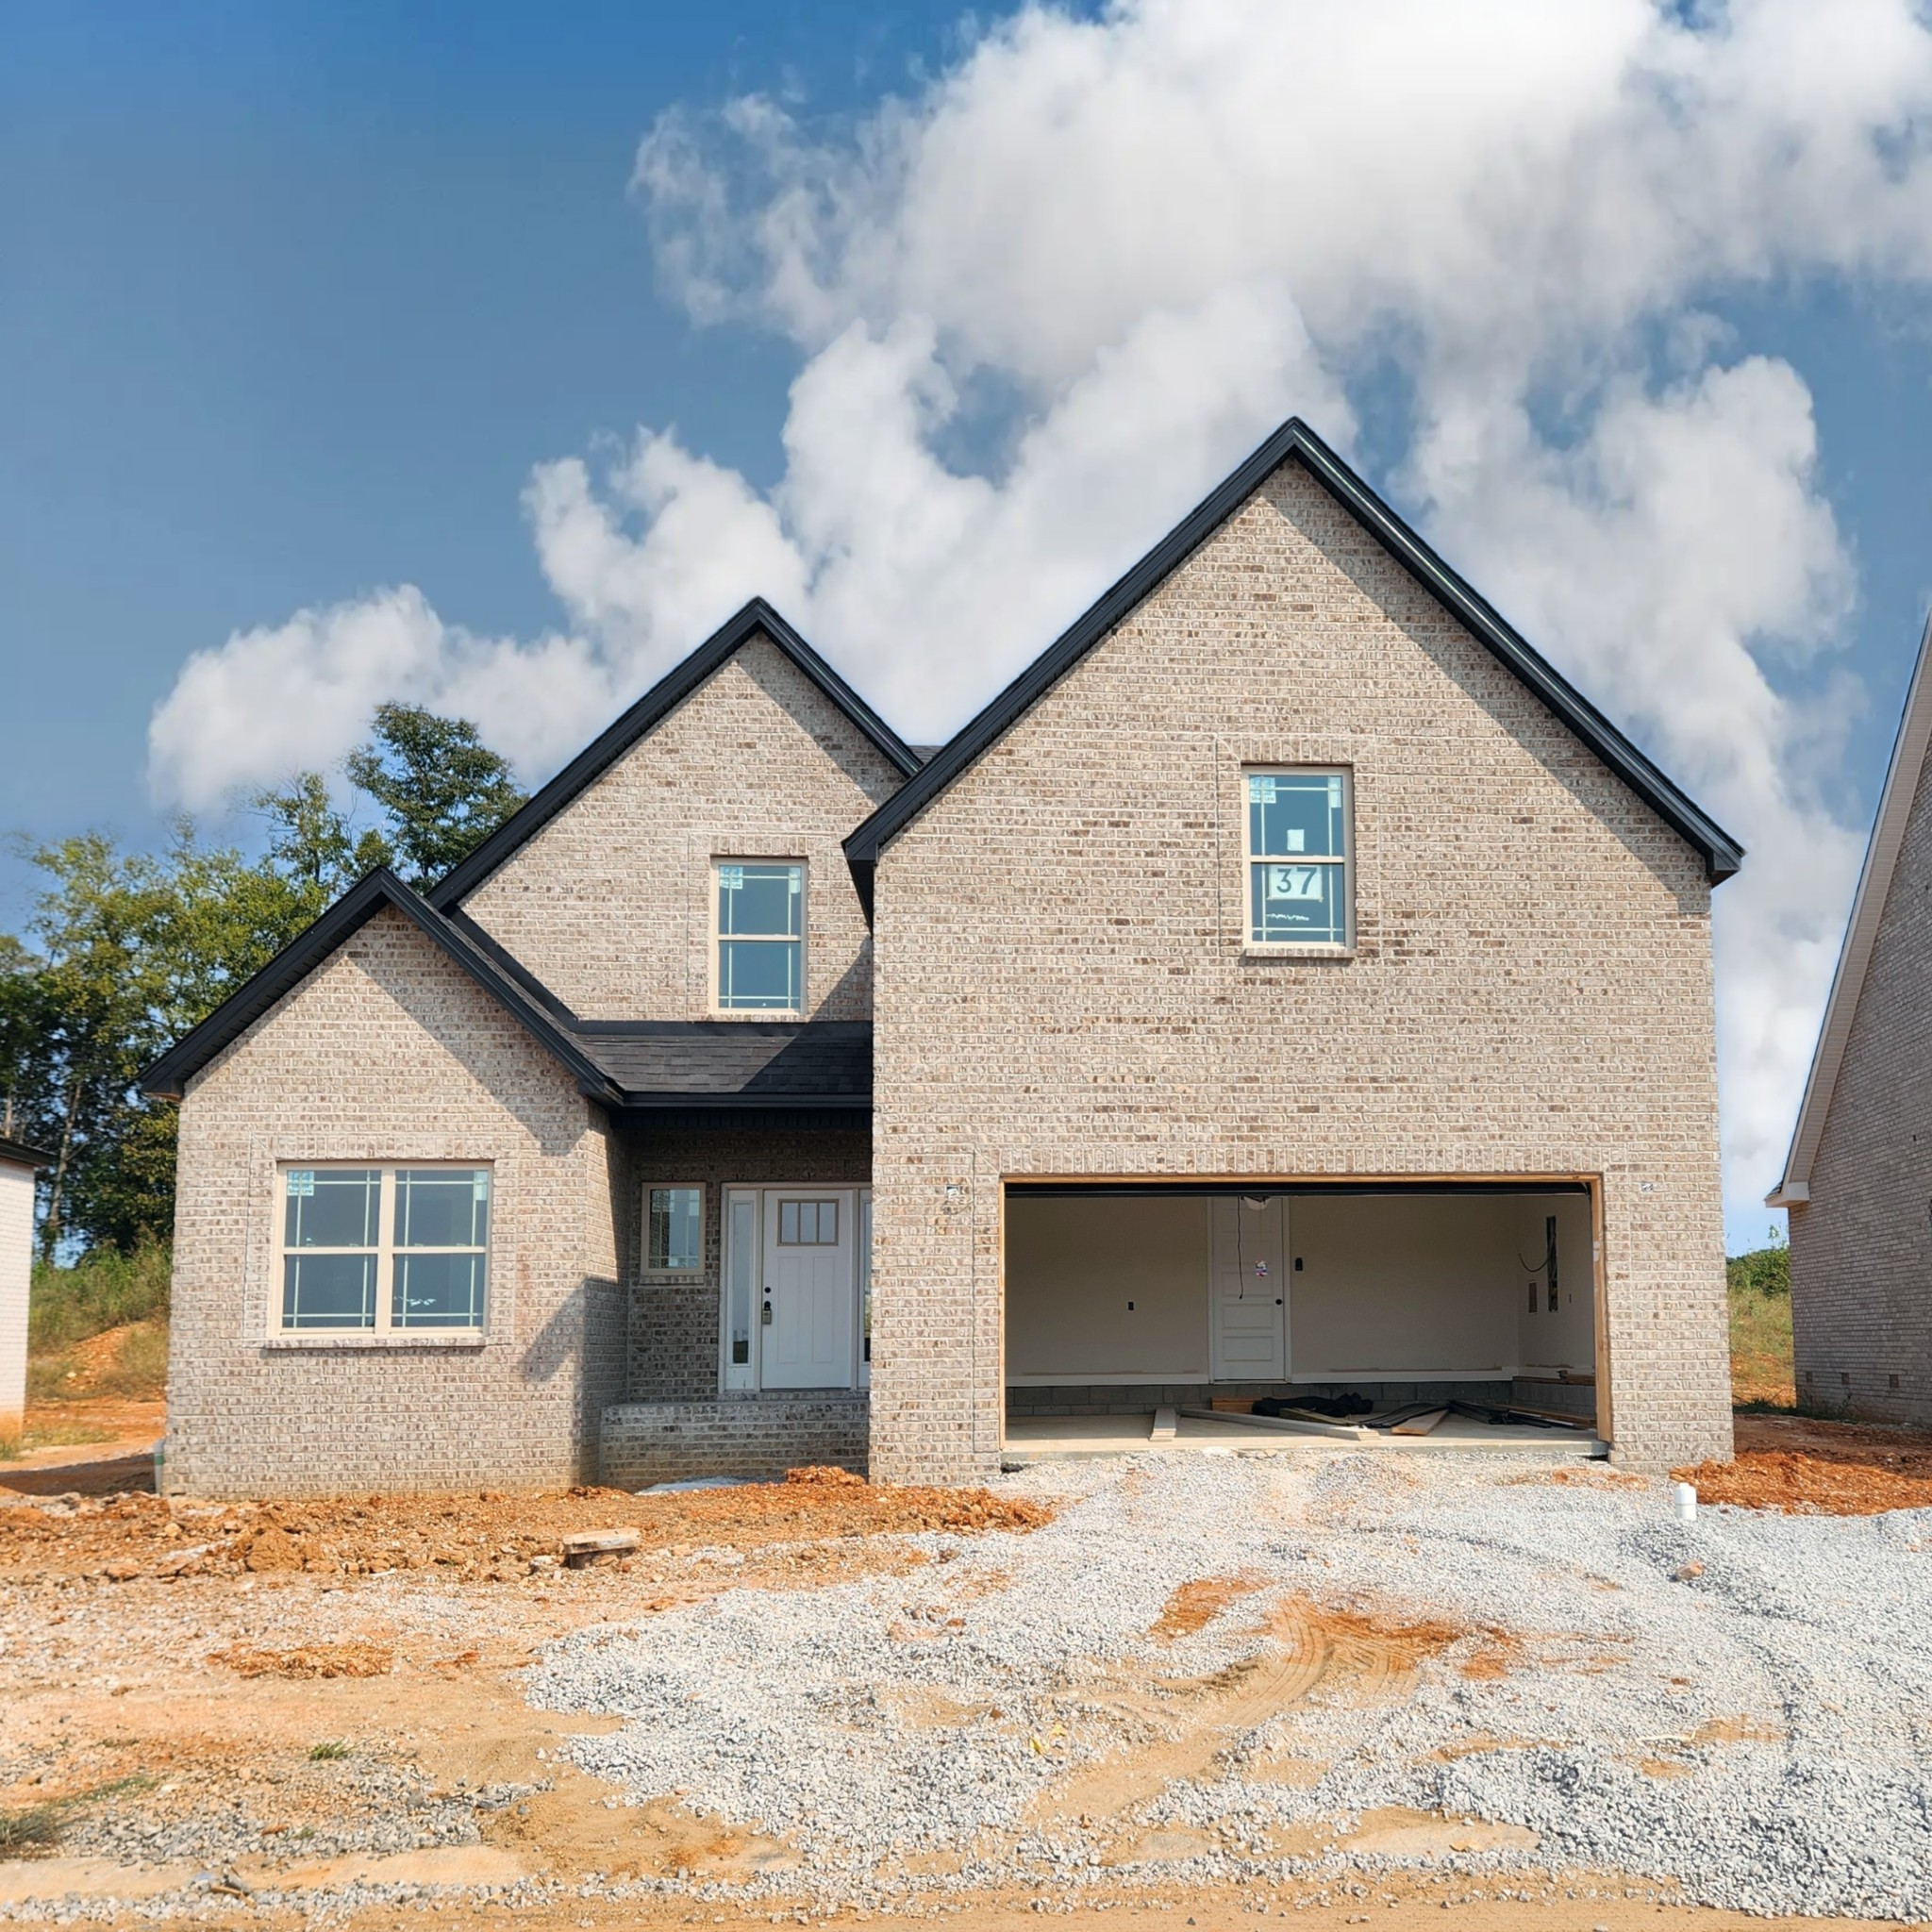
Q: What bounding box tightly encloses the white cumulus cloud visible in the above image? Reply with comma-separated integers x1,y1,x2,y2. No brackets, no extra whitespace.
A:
148,0,1932,1227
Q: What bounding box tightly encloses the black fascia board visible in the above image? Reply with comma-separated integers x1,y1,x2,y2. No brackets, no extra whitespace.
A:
842,418,1742,914
613,1091,871,1112
0,1135,54,1170
141,868,622,1106
429,598,922,911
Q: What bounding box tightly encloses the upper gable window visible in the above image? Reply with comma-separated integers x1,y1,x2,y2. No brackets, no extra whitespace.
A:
715,861,804,1011
1246,771,1352,949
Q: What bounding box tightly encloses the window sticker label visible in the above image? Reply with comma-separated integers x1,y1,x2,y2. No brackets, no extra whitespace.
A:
287,1171,314,1197
1267,865,1324,901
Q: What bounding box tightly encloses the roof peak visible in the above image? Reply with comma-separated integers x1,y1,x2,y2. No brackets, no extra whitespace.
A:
841,415,1741,913
428,598,921,910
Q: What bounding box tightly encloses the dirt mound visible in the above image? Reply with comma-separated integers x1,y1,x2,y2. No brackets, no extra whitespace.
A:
210,1641,393,1678
0,1470,1052,1584
1677,1448,1932,1515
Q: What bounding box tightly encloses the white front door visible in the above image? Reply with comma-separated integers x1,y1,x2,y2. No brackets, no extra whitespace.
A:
760,1190,856,1390
1210,1193,1288,1380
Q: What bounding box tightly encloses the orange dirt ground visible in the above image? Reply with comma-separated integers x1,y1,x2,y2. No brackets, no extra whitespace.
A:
1676,1413,1932,1514
0,1465,1051,1586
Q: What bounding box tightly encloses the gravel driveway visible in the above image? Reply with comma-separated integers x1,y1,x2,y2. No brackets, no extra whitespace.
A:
531,1450,1932,1921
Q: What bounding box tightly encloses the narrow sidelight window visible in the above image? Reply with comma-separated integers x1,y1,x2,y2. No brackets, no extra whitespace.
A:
646,1186,704,1273
1246,770,1351,947
279,1165,490,1335
716,861,804,1010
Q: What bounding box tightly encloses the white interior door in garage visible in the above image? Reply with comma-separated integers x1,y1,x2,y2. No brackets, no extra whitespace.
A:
760,1190,855,1390
1210,1193,1287,1380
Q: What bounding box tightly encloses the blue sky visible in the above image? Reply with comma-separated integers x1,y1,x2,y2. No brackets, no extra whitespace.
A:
6,1,1932,1248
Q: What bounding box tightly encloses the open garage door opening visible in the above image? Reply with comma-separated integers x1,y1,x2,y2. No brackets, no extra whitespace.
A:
1003,1183,1603,1457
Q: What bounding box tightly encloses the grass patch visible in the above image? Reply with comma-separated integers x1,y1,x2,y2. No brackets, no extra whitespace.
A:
28,1318,169,1407
1729,1244,1794,1409
29,1240,171,1352
308,1740,352,1761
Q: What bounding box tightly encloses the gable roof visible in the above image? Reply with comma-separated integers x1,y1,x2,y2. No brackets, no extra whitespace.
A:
429,598,922,910
141,869,625,1105
842,417,1742,913
1767,613,1932,1208
0,1135,53,1172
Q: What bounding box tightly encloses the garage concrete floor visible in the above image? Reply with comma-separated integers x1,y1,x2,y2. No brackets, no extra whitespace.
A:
1001,1408,1608,1463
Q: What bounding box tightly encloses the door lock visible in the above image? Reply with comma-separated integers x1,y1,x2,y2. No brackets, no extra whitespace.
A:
762,1297,774,1326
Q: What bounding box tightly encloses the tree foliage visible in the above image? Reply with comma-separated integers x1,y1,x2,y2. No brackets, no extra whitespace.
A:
1726,1239,1790,1299
1,706,525,1259
343,704,526,885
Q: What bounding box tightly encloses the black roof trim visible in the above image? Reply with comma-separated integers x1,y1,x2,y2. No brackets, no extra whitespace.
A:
616,1092,872,1113
141,869,623,1105
0,1135,54,1170
843,417,1742,911
430,598,922,910
623,1105,873,1131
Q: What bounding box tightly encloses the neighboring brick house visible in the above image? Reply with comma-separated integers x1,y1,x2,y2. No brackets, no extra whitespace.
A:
146,420,1741,1494
1769,616,1932,1424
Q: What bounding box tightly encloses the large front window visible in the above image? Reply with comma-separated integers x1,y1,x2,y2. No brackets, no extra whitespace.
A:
1246,770,1351,947
716,860,804,1010
279,1165,490,1334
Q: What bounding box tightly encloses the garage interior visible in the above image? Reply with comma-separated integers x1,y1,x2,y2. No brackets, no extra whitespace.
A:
1003,1183,1605,1457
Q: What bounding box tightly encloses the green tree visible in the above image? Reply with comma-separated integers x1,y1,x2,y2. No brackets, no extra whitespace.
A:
249,772,392,895
343,704,526,886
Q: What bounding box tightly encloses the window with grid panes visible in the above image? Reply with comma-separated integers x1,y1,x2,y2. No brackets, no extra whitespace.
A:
1245,770,1351,946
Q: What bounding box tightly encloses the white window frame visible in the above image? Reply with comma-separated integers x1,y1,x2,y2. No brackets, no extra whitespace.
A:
642,1182,706,1276
1242,766,1354,952
274,1162,491,1339
711,858,808,1016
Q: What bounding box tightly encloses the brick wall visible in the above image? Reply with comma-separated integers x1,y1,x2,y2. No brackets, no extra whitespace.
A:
1790,743,1932,1424
868,458,1730,1480
166,906,625,1497
600,1393,868,1487
621,1122,871,1400
462,633,906,1022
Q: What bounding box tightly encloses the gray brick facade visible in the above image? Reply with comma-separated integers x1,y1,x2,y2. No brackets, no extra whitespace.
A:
866,461,1730,1480
601,1394,868,1488
464,634,904,1023
160,443,1736,1496
1788,737,1932,1424
166,908,626,1496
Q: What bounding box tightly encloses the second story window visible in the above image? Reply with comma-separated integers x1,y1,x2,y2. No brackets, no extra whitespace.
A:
715,860,804,1011
1246,770,1352,948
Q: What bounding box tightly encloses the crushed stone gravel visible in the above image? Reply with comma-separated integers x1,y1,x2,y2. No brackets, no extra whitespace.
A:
529,1450,1932,1921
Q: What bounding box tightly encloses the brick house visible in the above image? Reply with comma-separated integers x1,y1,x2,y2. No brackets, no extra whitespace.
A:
144,420,1741,1494
1769,616,1932,1424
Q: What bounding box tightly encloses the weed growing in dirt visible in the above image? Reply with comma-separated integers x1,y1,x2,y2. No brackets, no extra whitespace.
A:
0,1804,62,1856
308,1740,352,1760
